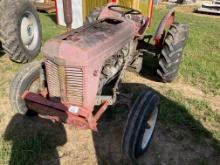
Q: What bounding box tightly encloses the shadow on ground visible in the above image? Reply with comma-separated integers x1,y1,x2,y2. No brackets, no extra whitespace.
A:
92,83,220,165
137,35,161,82
140,54,160,82
3,114,67,165
2,68,220,164
0,43,5,58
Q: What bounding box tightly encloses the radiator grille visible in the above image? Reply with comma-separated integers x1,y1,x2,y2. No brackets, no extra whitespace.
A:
65,66,84,105
45,60,61,98
45,60,84,105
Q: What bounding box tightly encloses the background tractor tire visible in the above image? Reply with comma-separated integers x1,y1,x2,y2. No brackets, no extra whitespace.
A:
122,90,160,160
0,0,42,63
157,23,188,82
10,61,42,115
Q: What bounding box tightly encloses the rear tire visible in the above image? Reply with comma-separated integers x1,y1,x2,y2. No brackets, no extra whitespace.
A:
157,23,188,82
10,61,43,115
122,90,160,160
0,0,42,63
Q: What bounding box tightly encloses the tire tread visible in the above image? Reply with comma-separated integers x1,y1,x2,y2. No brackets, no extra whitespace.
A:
0,0,42,63
157,23,188,82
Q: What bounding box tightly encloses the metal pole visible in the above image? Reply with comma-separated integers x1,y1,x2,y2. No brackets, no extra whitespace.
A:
63,0,73,31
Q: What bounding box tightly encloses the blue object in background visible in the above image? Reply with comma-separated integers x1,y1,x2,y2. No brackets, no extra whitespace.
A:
154,0,160,5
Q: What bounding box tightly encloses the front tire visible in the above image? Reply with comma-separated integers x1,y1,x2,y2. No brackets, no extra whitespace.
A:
10,61,43,115
122,90,160,160
0,0,42,63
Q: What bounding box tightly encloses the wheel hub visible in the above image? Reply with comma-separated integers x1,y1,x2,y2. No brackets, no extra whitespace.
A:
141,107,158,149
27,25,33,38
20,11,39,51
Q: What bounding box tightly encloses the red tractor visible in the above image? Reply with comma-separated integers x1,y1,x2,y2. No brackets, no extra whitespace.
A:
10,2,188,161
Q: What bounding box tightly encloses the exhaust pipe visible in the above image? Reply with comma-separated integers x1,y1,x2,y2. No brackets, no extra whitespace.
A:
63,0,73,31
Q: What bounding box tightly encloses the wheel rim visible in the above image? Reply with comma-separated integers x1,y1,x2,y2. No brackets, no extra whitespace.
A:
20,11,39,51
141,107,158,149
28,78,40,93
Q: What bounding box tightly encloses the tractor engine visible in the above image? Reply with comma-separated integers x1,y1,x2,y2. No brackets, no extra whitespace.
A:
43,7,144,111
98,42,137,94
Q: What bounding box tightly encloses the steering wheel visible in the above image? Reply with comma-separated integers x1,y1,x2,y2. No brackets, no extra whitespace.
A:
108,5,141,16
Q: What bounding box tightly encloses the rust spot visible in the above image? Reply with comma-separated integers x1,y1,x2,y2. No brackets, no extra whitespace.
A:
93,70,99,77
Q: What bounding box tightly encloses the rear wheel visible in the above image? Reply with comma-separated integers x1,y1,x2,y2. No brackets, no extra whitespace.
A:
0,0,42,63
122,90,160,160
157,23,188,82
10,61,43,115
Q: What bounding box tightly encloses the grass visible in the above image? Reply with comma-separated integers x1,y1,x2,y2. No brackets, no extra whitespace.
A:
39,14,65,42
148,9,220,95
0,115,66,165
0,7,219,165
0,132,52,165
160,90,220,151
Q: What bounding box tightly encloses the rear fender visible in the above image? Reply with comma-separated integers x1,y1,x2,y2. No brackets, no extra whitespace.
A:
154,9,175,47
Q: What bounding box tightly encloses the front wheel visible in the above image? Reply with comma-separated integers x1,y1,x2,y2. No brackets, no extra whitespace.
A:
10,61,43,115
122,90,160,160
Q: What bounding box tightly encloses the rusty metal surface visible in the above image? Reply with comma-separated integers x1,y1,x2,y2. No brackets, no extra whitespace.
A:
94,101,109,122
45,60,61,99
45,60,84,106
22,90,109,130
65,66,84,105
63,0,73,30
154,9,175,47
